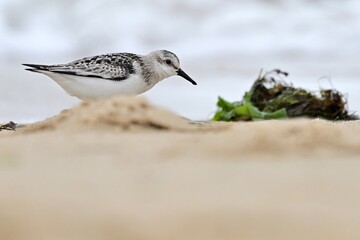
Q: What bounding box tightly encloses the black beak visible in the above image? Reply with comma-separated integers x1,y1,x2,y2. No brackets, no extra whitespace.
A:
177,69,197,85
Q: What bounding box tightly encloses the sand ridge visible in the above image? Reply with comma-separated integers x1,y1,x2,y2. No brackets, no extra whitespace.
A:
23,96,223,133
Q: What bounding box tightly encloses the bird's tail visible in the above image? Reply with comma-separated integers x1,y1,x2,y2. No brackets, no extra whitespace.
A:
22,64,51,73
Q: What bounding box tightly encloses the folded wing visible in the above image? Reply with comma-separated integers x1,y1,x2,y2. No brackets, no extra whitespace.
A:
23,53,139,81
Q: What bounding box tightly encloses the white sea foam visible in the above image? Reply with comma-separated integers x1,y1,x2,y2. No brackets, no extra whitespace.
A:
0,0,359,121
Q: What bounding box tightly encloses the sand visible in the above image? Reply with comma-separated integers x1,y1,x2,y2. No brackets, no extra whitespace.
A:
1,96,360,240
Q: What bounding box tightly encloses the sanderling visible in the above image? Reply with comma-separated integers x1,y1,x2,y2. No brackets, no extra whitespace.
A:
23,50,196,99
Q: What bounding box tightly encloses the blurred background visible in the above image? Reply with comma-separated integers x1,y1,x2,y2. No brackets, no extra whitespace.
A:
1,0,359,122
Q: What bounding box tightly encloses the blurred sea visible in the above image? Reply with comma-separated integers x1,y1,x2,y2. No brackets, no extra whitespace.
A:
1,0,359,122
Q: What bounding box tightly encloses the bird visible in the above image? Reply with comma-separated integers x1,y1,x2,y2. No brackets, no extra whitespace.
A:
23,50,197,99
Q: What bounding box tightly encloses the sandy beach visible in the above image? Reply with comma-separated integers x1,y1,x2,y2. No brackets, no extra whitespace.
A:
1,96,360,240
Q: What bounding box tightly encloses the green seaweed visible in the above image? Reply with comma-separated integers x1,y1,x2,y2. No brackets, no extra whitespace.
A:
213,69,358,122
212,93,288,121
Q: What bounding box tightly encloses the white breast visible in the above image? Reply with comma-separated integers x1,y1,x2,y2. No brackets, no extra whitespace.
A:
42,72,156,99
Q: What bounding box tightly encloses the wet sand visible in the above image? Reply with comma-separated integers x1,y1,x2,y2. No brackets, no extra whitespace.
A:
1,96,360,240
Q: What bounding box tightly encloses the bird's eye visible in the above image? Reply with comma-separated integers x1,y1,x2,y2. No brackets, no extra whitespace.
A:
165,59,172,65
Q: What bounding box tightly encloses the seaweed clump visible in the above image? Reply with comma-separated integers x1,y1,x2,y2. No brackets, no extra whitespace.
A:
213,69,358,121
0,121,16,131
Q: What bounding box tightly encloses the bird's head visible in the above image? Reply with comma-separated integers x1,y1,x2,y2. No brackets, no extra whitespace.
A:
148,50,197,85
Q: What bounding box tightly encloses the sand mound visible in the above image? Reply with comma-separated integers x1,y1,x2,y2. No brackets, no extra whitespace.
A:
24,96,203,132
